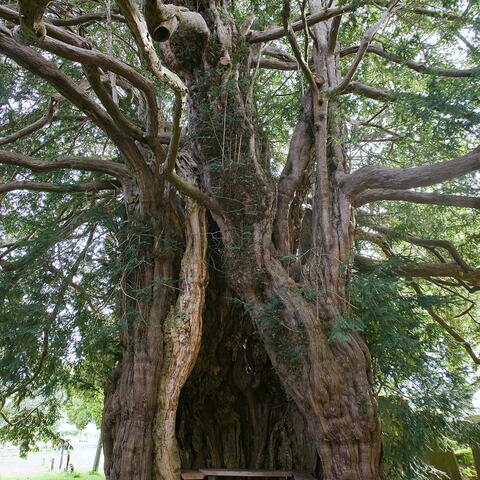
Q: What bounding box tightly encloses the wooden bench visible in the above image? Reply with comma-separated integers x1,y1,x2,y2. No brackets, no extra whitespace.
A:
181,469,315,480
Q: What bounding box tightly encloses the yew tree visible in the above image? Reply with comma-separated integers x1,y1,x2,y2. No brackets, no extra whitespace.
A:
0,0,480,479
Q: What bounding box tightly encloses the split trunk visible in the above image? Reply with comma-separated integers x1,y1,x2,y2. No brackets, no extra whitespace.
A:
102,3,381,480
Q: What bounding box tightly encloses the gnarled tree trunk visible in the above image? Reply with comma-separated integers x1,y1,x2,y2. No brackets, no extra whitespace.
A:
170,2,382,479
105,1,381,479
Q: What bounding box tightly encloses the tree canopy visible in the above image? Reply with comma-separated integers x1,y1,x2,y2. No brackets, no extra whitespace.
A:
0,0,480,479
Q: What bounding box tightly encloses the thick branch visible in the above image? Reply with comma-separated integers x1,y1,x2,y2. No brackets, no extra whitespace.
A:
0,98,57,146
0,5,89,47
0,180,119,195
354,189,480,209
83,65,146,142
37,35,159,139
341,44,480,78
247,2,366,44
339,146,480,196
16,0,50,42
274,92,313,255
355,255,480,287
0,29,118,142
0,150,129,179
343,81,393,101
257,57,299,70
0,28,153,191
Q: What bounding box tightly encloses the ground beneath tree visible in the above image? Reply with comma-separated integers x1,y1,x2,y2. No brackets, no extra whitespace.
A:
0,439,102,478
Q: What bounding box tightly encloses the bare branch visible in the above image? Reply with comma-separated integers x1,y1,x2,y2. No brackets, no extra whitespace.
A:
0,29,119,141
82,65,146,142
246,2,367,44
50,12,126,27
0,98,57,146
282,1,317,91
354,189,480,209
274,92,314,255
0,5,89,47
263,46,297,63
166,172,222,215
341,44,480,78
0,27,154,186
116,0,219,212
257,57,299,70
37,35,160,139
343,81,392,101
410,282,480,365
368,225,473,272
339,146,480,196
0,180,119,195
0,150,130,180
327,14,342,54
330,1,401,95
355,254,480,287
355,228,395,258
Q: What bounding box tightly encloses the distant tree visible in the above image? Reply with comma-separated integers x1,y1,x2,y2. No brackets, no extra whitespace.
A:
1,1,480,479
65,390,102,430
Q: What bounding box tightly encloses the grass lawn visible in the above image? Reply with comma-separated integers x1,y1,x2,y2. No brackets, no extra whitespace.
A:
0,473,104,480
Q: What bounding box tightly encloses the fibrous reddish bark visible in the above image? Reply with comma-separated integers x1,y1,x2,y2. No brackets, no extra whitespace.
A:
2,1,478,479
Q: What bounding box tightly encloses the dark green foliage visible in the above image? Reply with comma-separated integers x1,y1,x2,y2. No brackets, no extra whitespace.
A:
348,266,480,479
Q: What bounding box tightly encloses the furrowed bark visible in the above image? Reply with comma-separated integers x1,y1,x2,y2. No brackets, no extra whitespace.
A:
353,188,480,209
339,146,480,196
154,200,208,480
102,177,180,480
177,2,383,476
274,92,314,257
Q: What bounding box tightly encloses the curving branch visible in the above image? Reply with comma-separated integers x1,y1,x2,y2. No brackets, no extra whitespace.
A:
410,282,480,365
37,35,159,139
340,44,480,78
115,0,187,174
330,1,401,95
116,0,221,213
355,254,480,287
0,180,120,195
0,5,89,47
353,188,480,209
281,1,317,92
247,2,367,44
82,65,146,142
366,225,473,272
0,98,57,146
274,92,314,256
0,28,119,142
50,12,126,27
343,81,393,101
0,27,155,191
339,146,480,196
0,150,130,180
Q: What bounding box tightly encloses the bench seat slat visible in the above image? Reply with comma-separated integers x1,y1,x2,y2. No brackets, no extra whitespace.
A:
182,470,293,477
